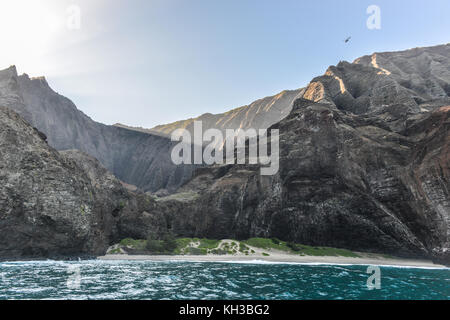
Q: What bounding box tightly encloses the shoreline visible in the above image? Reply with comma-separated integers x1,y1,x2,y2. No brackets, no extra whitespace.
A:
97,253,448,269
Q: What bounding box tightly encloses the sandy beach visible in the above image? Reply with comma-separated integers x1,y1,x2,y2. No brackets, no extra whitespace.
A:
99,239,449,269
98,253,447,269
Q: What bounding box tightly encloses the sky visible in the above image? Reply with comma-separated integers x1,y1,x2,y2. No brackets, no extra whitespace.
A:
0,0,449,128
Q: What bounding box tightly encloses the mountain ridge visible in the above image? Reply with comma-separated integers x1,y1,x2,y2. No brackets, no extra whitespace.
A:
145,88,304,137
0,67,196,192
0,65,304,192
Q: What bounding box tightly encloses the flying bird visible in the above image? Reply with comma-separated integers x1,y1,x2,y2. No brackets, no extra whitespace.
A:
344,36,351,43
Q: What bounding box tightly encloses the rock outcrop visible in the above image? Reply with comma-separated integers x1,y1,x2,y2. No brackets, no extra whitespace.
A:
0,106,114,258
0,106,168,259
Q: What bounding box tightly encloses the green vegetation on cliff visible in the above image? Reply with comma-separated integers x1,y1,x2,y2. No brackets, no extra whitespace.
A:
110,237,360,257
243,238,360,257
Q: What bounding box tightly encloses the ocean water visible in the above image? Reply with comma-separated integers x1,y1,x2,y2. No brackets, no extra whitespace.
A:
0,260,448,300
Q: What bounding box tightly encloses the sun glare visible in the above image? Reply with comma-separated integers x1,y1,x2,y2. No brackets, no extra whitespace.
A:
0,0,64,73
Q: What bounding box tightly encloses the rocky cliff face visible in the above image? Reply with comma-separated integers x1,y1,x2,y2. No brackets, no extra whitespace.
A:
0,106,118,259
0,67,195,193
0,106,170,259
153,44,450,263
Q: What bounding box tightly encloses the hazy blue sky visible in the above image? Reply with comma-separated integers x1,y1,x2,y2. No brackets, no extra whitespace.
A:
0,0,449,128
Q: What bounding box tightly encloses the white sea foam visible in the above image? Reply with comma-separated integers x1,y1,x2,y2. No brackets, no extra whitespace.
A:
176,259,450,270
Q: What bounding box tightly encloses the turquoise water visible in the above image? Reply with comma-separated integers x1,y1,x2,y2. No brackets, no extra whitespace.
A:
0,260,448,300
